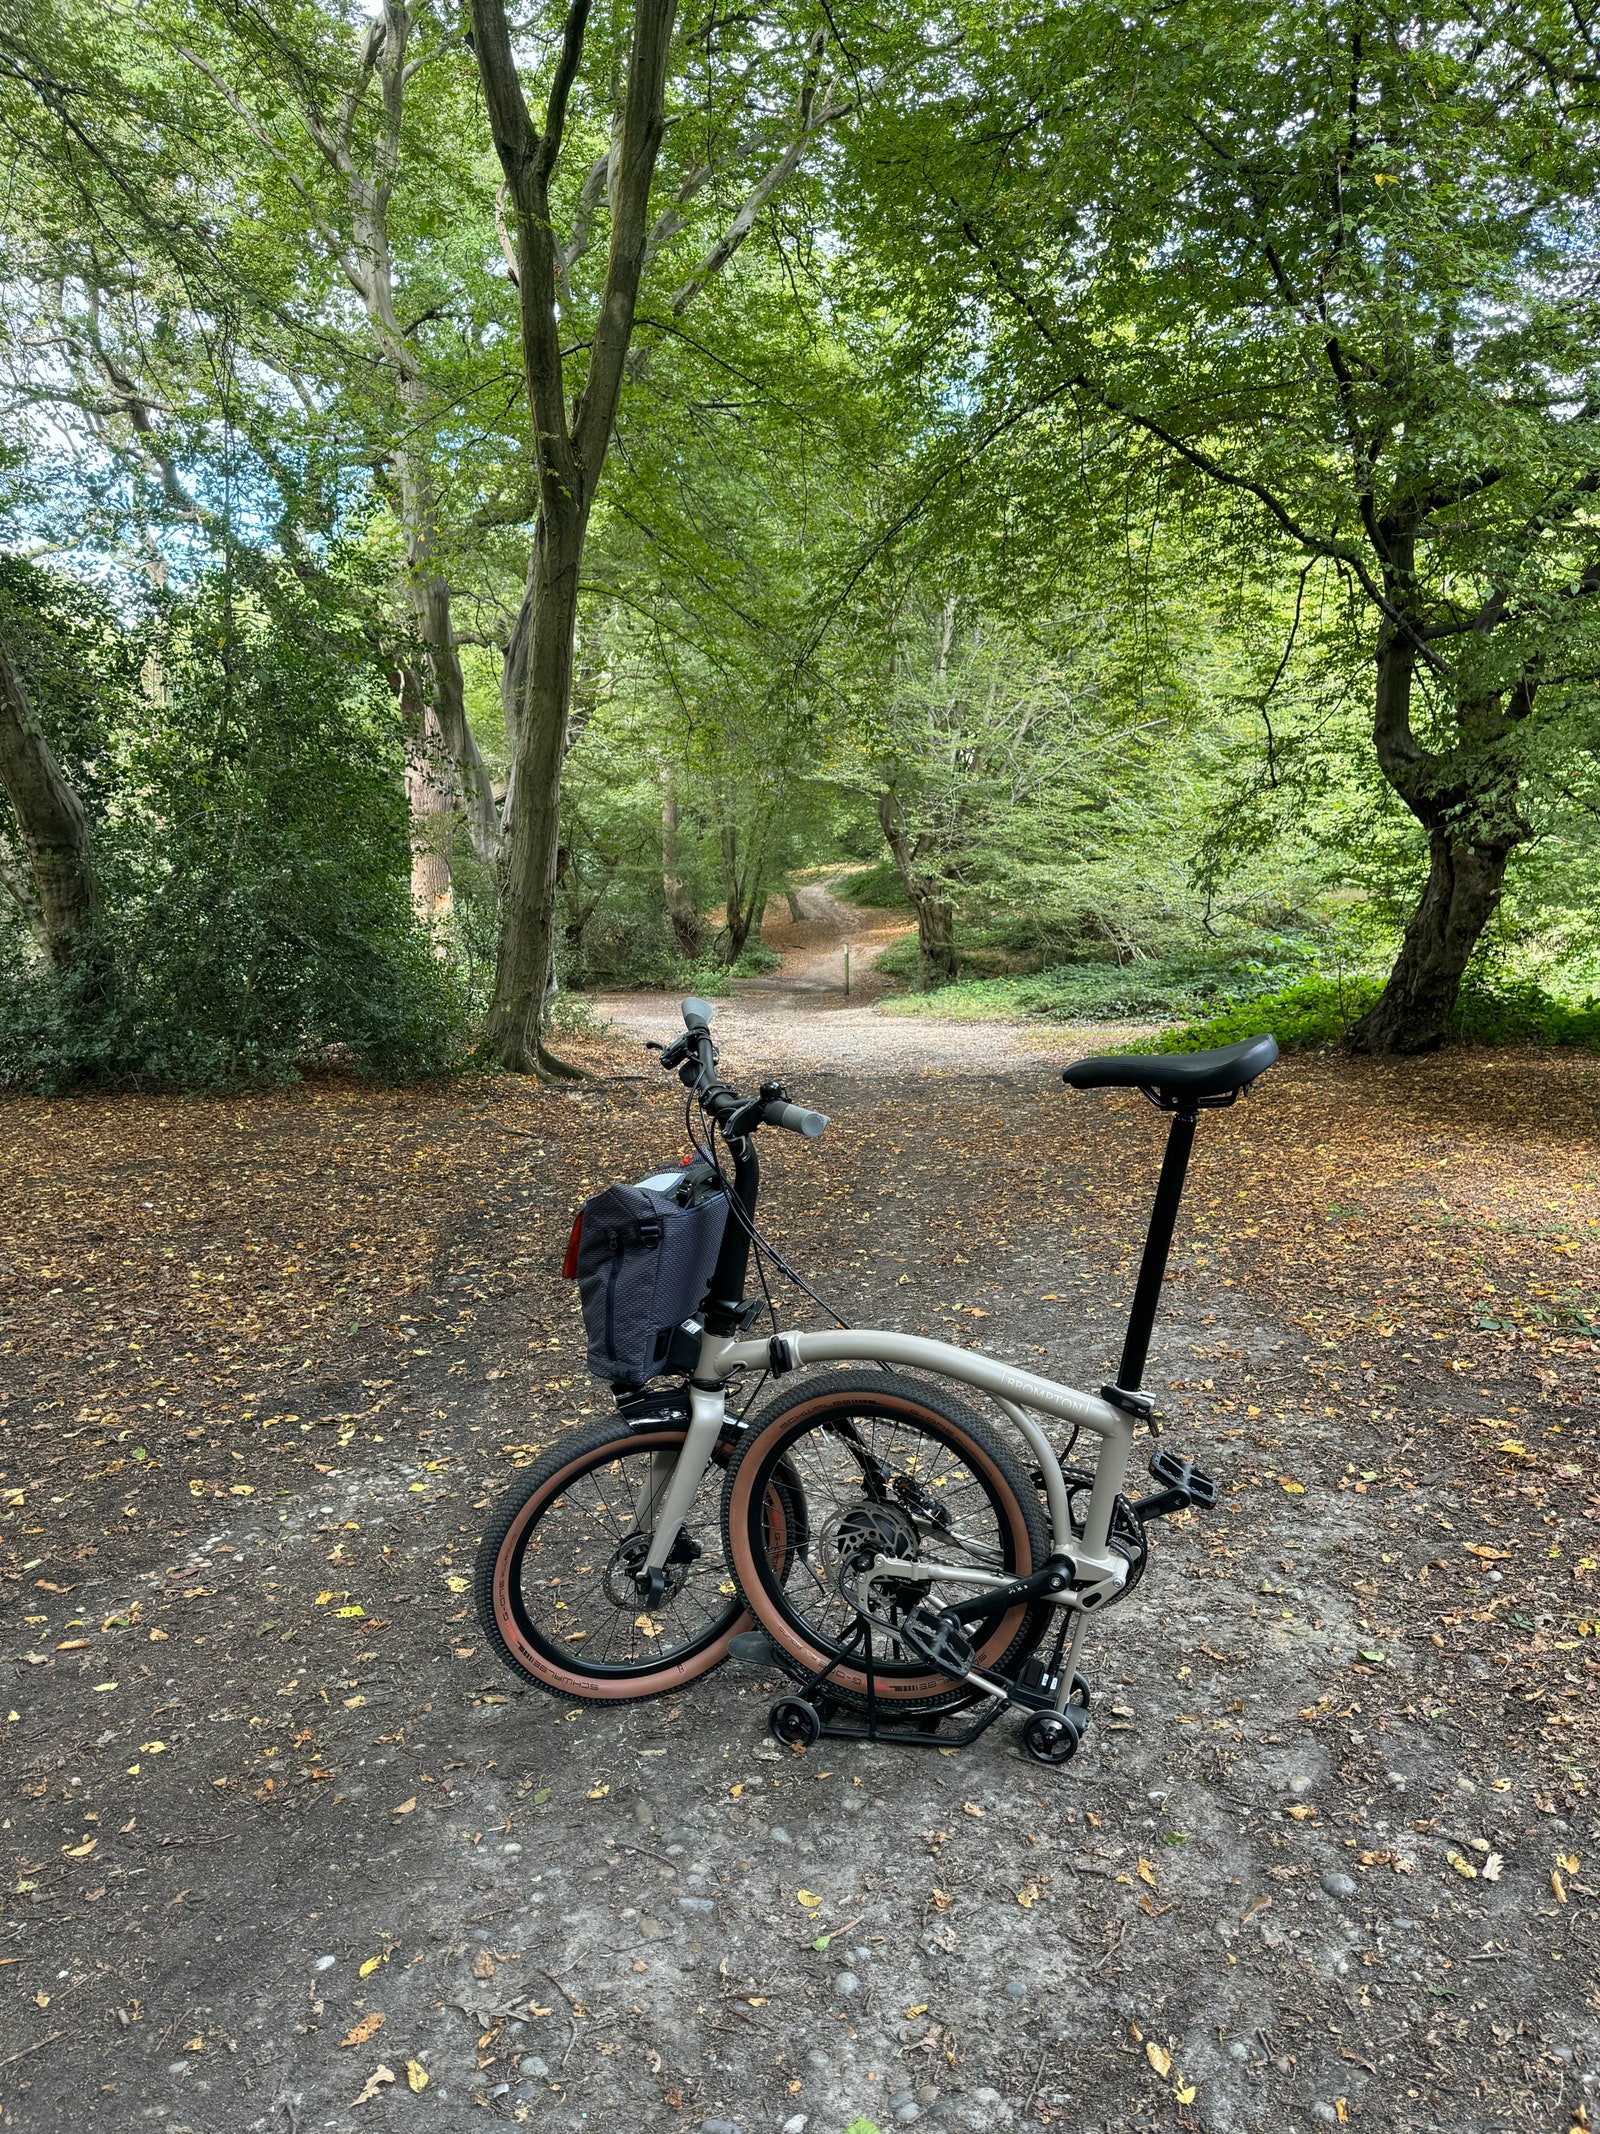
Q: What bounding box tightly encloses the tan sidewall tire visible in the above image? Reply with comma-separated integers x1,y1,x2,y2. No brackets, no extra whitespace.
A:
482,1425,771,1703
723,1378,1044,1706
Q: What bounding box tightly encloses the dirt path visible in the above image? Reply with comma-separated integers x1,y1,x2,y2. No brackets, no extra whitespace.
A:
595,878,1154,1076
2,1046,1598,2133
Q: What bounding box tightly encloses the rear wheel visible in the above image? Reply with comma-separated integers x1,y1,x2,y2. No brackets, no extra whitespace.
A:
722,1371,1050,1716
476,1419,799,1702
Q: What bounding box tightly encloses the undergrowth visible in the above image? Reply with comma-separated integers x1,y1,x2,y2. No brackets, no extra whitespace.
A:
1150,973,1600,1052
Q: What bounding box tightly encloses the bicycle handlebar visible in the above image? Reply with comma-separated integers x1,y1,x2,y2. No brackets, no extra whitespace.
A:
653,998,828,1138
762,1098,830,1138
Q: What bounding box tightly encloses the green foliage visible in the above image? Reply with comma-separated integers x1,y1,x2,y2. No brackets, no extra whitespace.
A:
877,940,1314,1023
833,860,911,909
1151,974,1600,1054
0,560,468,1090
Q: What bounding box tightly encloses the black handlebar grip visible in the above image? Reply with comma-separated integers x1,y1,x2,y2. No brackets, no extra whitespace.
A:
762,1099,830,1138
681,996,716,1032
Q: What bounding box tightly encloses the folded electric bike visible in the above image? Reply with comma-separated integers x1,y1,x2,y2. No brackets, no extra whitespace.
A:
476,998,1276,1764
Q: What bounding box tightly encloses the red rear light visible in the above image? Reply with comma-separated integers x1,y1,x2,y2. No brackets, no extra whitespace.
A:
562,1210,584,1279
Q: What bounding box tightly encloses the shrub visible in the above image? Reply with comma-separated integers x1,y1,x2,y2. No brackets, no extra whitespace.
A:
0,558,470,1090
1148,971,1600,1053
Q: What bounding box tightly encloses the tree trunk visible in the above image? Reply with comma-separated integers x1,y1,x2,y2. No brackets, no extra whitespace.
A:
876,789,957,989
719,823,755,964
482,509,588,1076
1353,616,1528,1052
471,0,679,1077
913,893,957,989
399,670,454,920
784,888,803,923
395,400,501,870
0,623,100,965
660,768,701,958
1346,831,1511,1053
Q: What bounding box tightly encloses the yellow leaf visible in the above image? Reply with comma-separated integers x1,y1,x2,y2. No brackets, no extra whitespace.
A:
405,2060,429,2093
445,1576,469,1594
1175,2083,1197,2105
62,1838,97,1858
1285,1803,1315,1821
342,2010,385,2046
336,1606,365,1619
796,1889,822,1909
185,2036,204,2053
1146,2041,1171,2077
228,1484,254,1496
343,1695,366,1708
1335,2101,1348,2124
139,1740,166,1755
1559,1850,1580,1872
393,1798,417,1817
316,1591,335,1605
905,2004,929,2019
586,1784,610,1799
1278,1479,1305,1494
1551,1869,1568,1904
1136,1858,1158,1887
634,1614,662,1636
148,1627,168,1641
1446,1850,1477,1879
358,1955,384,1979
1015,1885,1039,1908
1498,1441,1528,1457
1463,1544,1510,1561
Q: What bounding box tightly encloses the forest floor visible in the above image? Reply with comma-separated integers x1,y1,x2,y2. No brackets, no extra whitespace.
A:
2,939,1599,2134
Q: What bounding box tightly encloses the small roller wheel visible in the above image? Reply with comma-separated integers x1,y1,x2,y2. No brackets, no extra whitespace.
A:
1020,1708,1085,1766
769,1695,822,1750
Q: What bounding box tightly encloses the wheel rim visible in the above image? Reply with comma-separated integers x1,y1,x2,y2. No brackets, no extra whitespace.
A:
740,1397,1034,1687
494,1433,756,1680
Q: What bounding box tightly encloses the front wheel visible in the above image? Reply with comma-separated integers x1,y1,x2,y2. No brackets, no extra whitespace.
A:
476,1419,799,1702
722,1370,1051,1716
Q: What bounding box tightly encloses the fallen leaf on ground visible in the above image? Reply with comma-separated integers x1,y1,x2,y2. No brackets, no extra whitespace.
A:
353,2065,394,2105
342,2011,385,2047
1146,2041,1171,2077
393,1798,417,1816
405,2059,429,2092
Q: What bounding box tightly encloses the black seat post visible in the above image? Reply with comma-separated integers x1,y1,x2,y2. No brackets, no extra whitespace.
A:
1116,1106,1199,1393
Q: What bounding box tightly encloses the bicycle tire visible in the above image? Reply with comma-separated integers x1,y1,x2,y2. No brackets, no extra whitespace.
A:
722,1369,1050,1716
476,1418,799,1703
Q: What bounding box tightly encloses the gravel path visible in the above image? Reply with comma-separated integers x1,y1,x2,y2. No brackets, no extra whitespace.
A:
594,881,1152,1077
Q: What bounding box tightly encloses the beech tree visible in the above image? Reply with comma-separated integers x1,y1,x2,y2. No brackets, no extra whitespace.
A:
466,0,853,1073
848,0,1600,1049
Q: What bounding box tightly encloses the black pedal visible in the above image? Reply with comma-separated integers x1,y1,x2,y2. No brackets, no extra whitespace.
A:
1132,1449,1219,1524
902,1604,976,1680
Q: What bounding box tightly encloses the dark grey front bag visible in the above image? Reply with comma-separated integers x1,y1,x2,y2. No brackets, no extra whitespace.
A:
571,1172,729,1386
